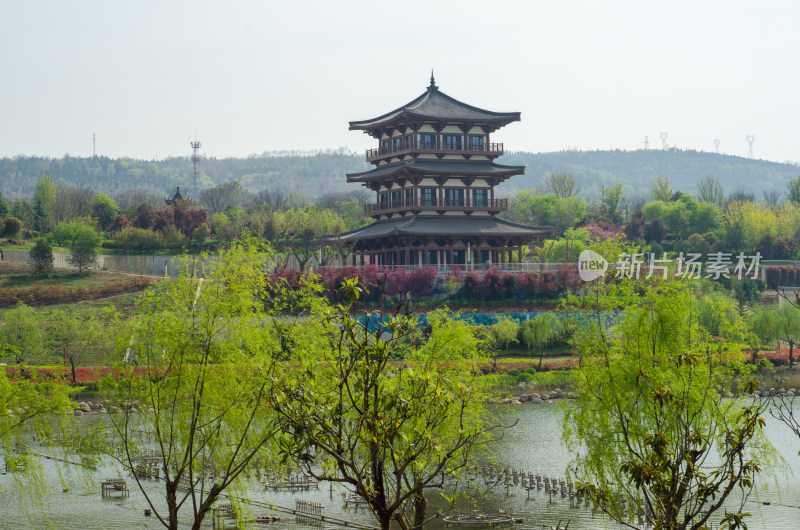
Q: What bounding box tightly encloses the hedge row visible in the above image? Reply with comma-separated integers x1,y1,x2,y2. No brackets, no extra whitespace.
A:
0,277,153,307
464,266,582,300
765,266,800,287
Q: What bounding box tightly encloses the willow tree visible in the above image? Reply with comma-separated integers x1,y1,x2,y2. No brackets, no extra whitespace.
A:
269,287,503,530
96,241,292,530
563,279,768,530
0,368,74,492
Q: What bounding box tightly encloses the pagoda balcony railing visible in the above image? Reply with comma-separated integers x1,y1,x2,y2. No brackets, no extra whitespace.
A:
366,142,503,162
364,197,507,215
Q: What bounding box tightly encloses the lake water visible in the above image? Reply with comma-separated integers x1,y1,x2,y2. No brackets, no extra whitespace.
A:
1,403,798,529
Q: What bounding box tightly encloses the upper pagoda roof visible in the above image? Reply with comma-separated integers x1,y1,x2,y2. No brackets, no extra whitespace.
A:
349,75,520,133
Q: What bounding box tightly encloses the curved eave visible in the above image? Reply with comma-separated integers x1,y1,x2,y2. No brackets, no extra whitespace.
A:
348,87,521,133
323,217,554,243
346,161,526,183
349,111,520,133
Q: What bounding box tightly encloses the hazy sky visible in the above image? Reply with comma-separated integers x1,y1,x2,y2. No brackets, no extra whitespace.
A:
2,0,798,163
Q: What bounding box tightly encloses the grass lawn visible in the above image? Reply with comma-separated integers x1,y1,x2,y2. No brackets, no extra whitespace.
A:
0,261,130,289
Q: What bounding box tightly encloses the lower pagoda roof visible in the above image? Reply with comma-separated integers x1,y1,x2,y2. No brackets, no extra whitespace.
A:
324,216,553,243
346,159,525,183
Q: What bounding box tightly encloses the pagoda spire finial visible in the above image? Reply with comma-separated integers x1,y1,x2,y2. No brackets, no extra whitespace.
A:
428,70,437,90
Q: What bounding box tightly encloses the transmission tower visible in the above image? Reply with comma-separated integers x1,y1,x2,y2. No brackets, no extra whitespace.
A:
746,135,755,159
659,132,668,150
190,136,202,198
713,139,720,154
644,135,649,150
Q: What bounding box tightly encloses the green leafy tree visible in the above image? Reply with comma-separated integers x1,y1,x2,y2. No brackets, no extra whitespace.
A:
746,305,779,363
774,302,800,368
506,190,586,236
521,313,558,369
66,225,102,273
601,183,625,224
47,307,117,384
1,367,74,492
650,175,674,202
33,173,57,232
89,193,119,230
563,279,768,530
546,172,582,198
2,217,22,242
191,223,210,248
28,239,54,276
0,192,9,218
0,303,46,364
270,295,503,530
91,242,288,530
786,175,800,207
113,226,165,252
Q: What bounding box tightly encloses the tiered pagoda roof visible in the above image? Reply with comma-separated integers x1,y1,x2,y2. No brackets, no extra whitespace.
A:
347,159,525,184
332,216,552,241
349,76,520,135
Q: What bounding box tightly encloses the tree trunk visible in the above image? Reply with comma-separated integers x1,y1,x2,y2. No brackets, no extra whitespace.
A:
412,492,427,530
790,339,795,369
166,480,180,530
69,357,76,385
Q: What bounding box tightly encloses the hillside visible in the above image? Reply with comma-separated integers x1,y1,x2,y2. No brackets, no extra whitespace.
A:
1,148,797,200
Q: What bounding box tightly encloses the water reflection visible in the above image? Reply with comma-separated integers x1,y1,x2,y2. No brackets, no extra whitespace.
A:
1,403,797,529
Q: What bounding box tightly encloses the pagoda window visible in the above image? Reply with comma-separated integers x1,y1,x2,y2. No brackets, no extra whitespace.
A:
472,189,488,207
443,134,462,150
452,250,466,265
379,192,388,209
405,134,413,149
381,140,390,153
391,190,402,208
468,135,485,151
445,189,465,207
421,188,437,206
420,133,437,150
392,137,402,152
405,188,414,205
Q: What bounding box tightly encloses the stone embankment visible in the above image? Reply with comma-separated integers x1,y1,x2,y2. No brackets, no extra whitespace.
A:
71,399,135,416
492,388,574,405
491,386,799,405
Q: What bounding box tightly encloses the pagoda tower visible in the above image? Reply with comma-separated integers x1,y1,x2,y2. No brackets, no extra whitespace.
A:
328,75,552,268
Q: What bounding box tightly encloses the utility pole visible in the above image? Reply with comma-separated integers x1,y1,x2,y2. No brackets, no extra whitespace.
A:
190,135,202,199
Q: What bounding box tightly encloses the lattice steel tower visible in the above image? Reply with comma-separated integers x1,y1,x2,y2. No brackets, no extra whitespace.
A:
190,137,202,198
746,135,755,159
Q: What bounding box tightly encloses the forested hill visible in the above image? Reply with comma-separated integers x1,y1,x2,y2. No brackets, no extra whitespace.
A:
499,149,800,198
0,148,797,200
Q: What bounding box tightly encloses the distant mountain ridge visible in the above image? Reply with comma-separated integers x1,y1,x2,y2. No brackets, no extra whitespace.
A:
0,148,796,200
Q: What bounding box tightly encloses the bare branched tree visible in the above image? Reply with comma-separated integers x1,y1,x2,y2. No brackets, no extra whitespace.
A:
253,189,289,211
52,187,93,223
696,176,725,206
199,180,251,214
